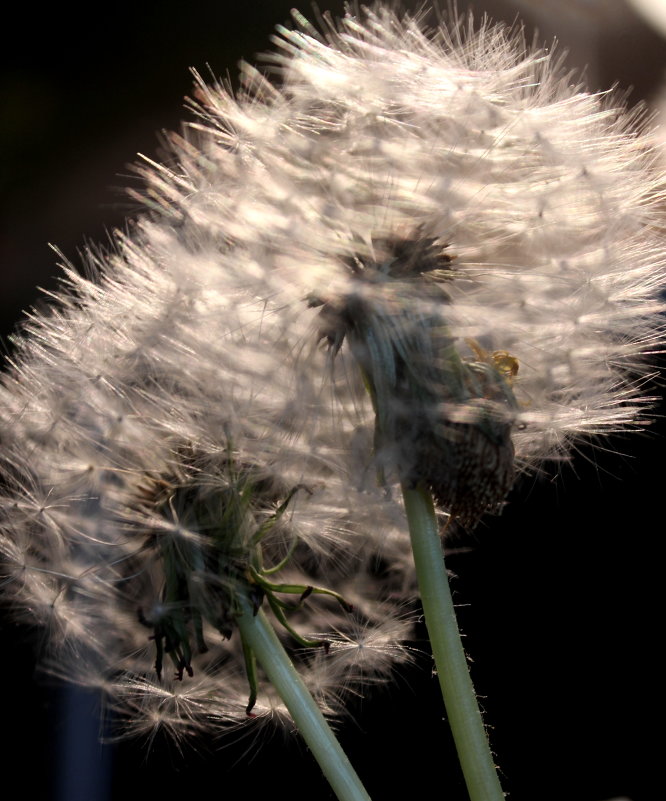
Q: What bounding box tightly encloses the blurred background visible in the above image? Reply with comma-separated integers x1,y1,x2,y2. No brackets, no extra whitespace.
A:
1,1,664,799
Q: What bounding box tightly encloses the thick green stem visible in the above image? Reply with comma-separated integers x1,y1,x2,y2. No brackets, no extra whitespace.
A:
401,483,505,801
236,595,372,801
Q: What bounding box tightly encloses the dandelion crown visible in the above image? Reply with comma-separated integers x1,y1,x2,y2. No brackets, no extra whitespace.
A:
0,4,664,800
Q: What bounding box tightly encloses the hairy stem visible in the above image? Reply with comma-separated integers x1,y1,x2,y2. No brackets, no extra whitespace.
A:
236,595,372,801
401,483,504,801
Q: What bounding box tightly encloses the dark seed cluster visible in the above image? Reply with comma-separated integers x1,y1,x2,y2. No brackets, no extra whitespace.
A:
315,236,517,528
409,392,515,529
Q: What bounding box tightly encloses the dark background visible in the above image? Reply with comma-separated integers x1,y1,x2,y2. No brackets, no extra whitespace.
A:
1,2,663,799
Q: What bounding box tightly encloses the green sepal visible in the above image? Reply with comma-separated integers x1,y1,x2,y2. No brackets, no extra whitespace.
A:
265,592,330,652
248,566,353,613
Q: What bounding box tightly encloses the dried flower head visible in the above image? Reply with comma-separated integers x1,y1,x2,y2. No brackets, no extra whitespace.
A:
1,0,665,748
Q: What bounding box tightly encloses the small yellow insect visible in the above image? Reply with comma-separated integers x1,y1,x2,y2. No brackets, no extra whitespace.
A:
465,339,519,383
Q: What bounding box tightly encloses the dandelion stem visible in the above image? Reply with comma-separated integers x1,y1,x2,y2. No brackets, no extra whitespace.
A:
401,483,504,801
236,595,372,801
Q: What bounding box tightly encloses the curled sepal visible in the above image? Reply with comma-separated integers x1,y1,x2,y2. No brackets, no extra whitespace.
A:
248,566,354,613
264,592,331,654
240,631,259,717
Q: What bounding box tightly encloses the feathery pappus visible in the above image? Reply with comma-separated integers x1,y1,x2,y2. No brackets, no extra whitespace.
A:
1,2,665,746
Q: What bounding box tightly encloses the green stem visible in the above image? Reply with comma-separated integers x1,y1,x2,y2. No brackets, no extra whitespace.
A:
235,595,372,801
401,483,504,801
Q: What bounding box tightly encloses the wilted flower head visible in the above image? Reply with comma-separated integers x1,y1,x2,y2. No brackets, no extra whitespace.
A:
1,1,665,745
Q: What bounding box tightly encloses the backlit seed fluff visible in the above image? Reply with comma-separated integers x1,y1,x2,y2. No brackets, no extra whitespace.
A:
1,2,666,743
165,3,665,521
0,249,415,738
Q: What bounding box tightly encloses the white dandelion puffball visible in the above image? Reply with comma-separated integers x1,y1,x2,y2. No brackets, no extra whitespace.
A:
1,2,665,742
171,4,665,522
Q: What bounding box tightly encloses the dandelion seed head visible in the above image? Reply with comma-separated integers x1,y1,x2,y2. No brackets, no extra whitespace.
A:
169,3,665,520
0,215,410,738
1,1,665,743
